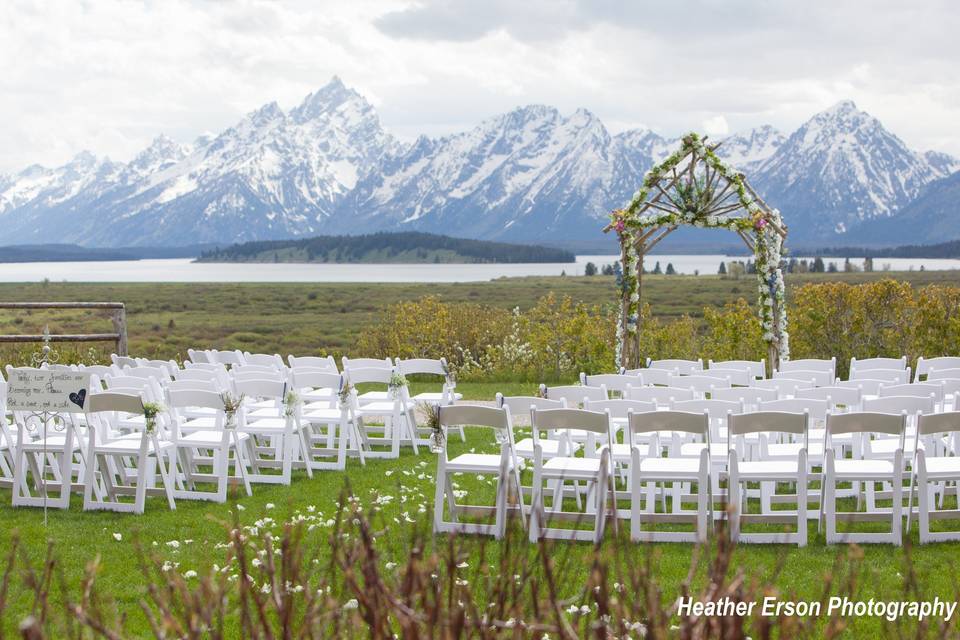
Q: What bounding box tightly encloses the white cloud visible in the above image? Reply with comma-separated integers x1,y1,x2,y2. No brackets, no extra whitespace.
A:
1,0,959,173
702,115,730,137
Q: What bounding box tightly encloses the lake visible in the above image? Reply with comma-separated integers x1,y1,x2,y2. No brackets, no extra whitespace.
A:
0,255,958,283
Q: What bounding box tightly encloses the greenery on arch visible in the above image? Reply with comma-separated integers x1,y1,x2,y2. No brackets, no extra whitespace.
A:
605,132,789,370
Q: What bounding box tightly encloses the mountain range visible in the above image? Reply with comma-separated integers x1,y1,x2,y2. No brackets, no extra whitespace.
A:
1,77,956,250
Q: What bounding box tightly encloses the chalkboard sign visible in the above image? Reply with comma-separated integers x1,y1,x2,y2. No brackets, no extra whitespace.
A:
7,369,93,413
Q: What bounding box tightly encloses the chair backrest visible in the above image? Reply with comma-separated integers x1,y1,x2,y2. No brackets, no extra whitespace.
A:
167,379,219,394
531,407,610,434
79,364,118,379
288,355,338,371
104,375,154,393
646,358,703,375
126,366,168,381
795,385,862,409
623,367,675,386
850,368,910,384
175,368,219,382
396,357,448,377
628,409,708,436
704,367,753,386
827,411,904,436
212,349,245,367
916,357,960,381
345,366,393,386
780,357,836,377
139,359,179,377
708,359,765,380
87,392,144,415
439,404,509,430
774,369,833,387
669,374,731,393
234,378,286,400
710,386,778,407
243,353,285,369
759,398,829,423
168,388,226,411
672,398,742,419
727,411,808,436
879,383,944,402
863,394,936,416
291,369,343,391
752,378,814,396
627,386,694,404
835,378,885,396
579,373,637,393
917,412,960,436
111,354,137,369
851,356,907,372
342,356,392,371
187,348,211,364
584,398,656,419
543,384,608,406
496,394,565,419
929,368,960,381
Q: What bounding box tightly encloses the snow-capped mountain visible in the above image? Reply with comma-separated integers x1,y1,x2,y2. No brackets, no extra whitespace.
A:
752,101,957,242
337,105,618,240
0,81,955,248
0,77,399,246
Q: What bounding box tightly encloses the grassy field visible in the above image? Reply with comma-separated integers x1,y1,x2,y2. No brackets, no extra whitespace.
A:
0,270,955,363
2,271,960,635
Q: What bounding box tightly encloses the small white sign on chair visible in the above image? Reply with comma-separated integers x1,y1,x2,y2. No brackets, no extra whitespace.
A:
7,369,92,413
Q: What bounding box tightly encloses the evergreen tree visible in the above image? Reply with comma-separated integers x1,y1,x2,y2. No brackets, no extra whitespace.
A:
665,263,676,275
718,261,727,275
652,261,662,275
827,261,838,273
584,262,598,276
812,257,825,273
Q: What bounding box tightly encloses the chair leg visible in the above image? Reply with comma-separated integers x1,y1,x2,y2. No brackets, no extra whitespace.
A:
918,472,929,544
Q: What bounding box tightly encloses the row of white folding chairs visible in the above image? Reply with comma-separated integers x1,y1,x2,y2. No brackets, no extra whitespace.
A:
434,401,960,545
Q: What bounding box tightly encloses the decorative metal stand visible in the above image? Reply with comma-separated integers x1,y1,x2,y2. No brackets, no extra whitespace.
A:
23,325,67,526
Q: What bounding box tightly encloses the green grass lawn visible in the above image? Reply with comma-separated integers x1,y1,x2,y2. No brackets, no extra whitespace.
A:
1,381,959,636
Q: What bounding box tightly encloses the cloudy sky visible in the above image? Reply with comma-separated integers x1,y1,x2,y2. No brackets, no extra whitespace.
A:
2,0,958,173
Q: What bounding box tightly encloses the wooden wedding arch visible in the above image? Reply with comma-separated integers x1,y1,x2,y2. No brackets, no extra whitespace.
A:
604,133,788,374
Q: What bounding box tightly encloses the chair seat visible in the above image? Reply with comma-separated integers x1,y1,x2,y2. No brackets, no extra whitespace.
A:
181,417,219,431
411,392,463,402
94,438,175,454
638,457,704,477
303,408,346,423
833,458,895,478
242,417,293,433
736,460,800,480
542,456,602,479
180,430,250,446
766,442,825,457
19,436,79,452
924,456,960,477
679,442,729,458
447,453,512,473
867,439,918,455
358,391,390,404
514,438,580,458
247,407,284,419
357,401,403,415
600,442,654,461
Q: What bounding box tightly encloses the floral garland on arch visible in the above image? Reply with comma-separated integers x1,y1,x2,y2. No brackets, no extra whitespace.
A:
607,132,789,368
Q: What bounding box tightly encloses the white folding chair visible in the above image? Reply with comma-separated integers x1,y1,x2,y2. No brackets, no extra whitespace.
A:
347,367,416,458
433,405,524,538
396,357,463,442
528,408,615,543
822,411,905,545
629,409,711,542
727,411,809,545
916,357,960,382
168,388,252,503
704,367,754,386
236,378,312,485
835,378,886,397
908,412,960,542
187,349,211,364
496,394,574,462
796,385,863,412
295,370,358,470
288,355,339,371
580,373,638,398
879,383,945,410
669,374,730,398
82,392,177,514
243,353,286,370
212,349,246,368
752,377,814,397
850,356,907,376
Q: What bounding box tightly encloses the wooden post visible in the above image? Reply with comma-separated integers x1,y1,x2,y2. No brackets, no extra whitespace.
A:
634,243,644,370
110,307,128,356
